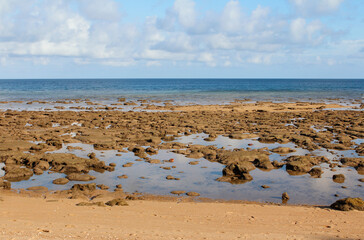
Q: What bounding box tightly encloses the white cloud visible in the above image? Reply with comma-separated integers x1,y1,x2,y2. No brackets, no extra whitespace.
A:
290,0,344,16
173,0,197,29
220,0,242,33
0,0,358,70
77,0,121,21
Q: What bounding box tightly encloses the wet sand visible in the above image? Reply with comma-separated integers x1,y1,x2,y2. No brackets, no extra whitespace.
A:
0,100,363,239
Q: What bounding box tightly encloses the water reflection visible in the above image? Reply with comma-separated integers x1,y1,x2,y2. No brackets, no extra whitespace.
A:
8,134,364,205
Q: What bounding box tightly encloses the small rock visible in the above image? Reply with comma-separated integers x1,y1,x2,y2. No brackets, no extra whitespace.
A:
122,162,134,168
146,159,161,164
76,202,105,207
66,173,96,182
189,161,199,165
333,174,345,183
117,175,128,179
309,168,322,178
105,198,128,206
171,191,186,195
71,183,96,192
97,184,109,190
88,152,96,159
166,175,179,180
186,192,200,197
26,186,48,192
33,168,44,175
53,178,69,185
282,192,290,203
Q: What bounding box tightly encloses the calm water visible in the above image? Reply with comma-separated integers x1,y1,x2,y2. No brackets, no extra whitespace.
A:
0,79,363,103
6,134,364,205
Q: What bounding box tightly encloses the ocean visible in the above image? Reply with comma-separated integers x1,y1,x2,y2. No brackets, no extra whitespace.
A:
0,78,363,103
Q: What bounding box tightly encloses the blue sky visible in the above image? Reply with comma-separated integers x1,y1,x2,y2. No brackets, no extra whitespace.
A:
0,0,363,78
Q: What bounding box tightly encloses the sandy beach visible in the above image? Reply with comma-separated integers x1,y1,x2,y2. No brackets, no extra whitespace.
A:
1,191,363,240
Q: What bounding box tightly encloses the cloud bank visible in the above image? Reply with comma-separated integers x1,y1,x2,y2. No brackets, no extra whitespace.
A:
0,0,363,77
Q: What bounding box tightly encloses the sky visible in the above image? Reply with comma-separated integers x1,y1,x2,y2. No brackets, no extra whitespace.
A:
0,0,363,79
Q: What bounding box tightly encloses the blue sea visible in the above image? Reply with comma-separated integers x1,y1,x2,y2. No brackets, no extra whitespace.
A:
0,79,363,103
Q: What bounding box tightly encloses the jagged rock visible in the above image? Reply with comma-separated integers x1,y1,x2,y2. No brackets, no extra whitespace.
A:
309,167,322,178
253,159,274,170
4,167,33,181
71,183,96,192
222,161,255,176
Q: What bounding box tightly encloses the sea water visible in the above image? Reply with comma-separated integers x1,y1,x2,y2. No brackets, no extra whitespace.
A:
0,78,363,103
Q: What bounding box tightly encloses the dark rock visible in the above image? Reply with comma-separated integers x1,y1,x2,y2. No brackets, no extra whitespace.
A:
105,198,128,206
282,192,290,204
146,147,158,155
46,138,62,149
88,152,96,159
333,174,345,183
166,175,179,180
253,159,274,170
330,198,364,211
76,202,105,207
272,161,285,168
71,183,96,192
309,168,322,178
222,161,255,176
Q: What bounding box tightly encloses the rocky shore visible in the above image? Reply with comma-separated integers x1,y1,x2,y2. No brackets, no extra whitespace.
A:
0,100,363,239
